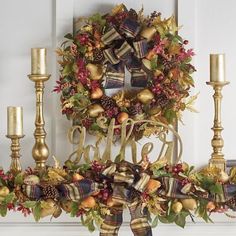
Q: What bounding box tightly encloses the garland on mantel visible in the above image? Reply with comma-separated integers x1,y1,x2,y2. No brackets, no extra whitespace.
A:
1,157,236,234
55,4,196,140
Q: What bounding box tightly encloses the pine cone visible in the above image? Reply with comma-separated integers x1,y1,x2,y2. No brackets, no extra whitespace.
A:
128,102,143,116
226,196,236,210
93,48,104,63
41,185,59,200
101,95,116,110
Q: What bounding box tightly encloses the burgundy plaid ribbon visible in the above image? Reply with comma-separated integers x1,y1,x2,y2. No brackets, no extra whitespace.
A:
101,15,151,89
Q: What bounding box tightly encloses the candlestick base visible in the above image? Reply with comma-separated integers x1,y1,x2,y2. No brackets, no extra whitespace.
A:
6,135,25,174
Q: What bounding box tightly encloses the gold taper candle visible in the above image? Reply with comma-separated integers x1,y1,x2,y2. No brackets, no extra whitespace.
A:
210,54,225,82
31,48,46,75
7,106,23,136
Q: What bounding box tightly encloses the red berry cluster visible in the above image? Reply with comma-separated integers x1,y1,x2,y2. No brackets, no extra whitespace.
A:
165,164,184,175
17,204,31,217
91,161,105,173
76,208,86,217
0,169,13,181
98,188,110,202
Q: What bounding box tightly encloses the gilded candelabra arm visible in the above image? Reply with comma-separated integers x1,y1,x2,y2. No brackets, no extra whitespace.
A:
28,74,50,169
6,135,24,174
207,81,229,170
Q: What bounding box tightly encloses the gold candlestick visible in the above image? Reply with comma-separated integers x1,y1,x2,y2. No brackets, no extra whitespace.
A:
207,54,228,170
6,135,24,174
28,48,51,169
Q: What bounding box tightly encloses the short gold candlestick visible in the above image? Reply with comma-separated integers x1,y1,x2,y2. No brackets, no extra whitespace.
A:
6,135,24,174
206,81,229,170
28,48,51,169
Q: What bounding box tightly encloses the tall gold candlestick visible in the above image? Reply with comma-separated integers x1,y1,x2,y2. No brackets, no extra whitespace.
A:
207,54,229,170
28,48,51,169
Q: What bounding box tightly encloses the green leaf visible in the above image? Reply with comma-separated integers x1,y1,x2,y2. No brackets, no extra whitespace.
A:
23,201,37,208
150,56,158,70
164,109,177,123
14,173,24,185
87,220,95,232
175,214,186,228
0,204,7,217
64,33,73,40
3,192,15,204
209,183,223,195
153,169,172,178
62,63,73,77
167,212,177,223
88,13,106,27
158,215,170,224
151,216,159,228
70,202,78,217
33,202,41,222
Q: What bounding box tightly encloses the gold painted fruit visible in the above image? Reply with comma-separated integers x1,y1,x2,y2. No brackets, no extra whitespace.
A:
181,198,197,211
145,179,161,194
137,89,154,104
219,170,229,183
88,104,104,118
60,200,73,213
86,63,103,80
81,196,96,209
0,186,10,197
206,201,216,212
72,173,84,182
91,87,103,99
117,112,129,124
172,201,183,214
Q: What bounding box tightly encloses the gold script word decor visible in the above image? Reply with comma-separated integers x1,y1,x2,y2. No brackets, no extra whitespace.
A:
55,4,196,139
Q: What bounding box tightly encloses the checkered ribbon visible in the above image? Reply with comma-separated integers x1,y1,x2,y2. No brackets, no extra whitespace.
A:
100,161,152,236
101,15,151,89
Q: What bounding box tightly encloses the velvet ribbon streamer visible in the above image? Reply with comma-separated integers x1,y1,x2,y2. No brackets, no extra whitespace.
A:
101,16,150,89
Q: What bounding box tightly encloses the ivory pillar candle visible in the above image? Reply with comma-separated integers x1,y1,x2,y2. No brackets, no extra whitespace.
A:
7,106,23,136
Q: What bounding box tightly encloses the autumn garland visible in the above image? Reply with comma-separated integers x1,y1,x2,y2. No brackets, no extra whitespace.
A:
1,160,236,233
55,4,196,139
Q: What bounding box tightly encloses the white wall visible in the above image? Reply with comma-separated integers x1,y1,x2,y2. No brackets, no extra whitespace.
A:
1,0,236,235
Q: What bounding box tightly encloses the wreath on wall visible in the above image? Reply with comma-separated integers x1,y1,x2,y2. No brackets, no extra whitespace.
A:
55,4,196,139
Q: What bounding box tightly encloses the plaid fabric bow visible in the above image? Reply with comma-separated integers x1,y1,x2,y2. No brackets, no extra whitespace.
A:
101,15,150,89
100,161,152,236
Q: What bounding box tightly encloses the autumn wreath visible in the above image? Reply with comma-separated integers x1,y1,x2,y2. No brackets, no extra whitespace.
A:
55,4,196,138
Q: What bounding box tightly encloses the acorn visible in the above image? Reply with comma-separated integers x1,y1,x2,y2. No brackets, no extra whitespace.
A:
86,63,103,80
81,196,96,209
60,200,73,213
172,201,183,214
181,198,197,211
90,87,103,99
24,175,40,185
117,112,129,124
145,179,161,194
72,173,84,182
141,26,156,41
218,170,229,183
137,89,154,104
0,186,10,197
88,104,104,118
206,201,216,212
142,58,152,71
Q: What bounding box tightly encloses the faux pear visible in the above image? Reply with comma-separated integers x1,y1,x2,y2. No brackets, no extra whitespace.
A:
172,201,183,214
117,112,129,124
137,89,154,104
145,179,161,194
81,196,96,209
88,104,104,117
72,173,84,182
86,63,103,80
181,198,197,211
91,87,103,99
0,186,10,197
60,200,73,213
141,26,156,41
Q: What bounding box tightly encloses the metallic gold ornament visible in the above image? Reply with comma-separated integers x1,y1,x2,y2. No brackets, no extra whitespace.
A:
88,104,104,117
137,89,154,104
172,201,183,214
86,63,103,80
117,112,129,124
90,87,103,99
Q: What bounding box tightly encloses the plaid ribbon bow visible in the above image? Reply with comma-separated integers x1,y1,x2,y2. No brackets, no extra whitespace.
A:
101,14,151,89
100,161,152,236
